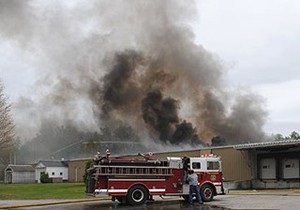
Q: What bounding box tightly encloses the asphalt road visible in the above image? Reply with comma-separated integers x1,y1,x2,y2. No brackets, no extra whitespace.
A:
2,190,300,210
16,200,228,210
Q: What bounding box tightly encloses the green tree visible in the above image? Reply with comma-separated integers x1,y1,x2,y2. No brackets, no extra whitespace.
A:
273,133,285,141
273,131,300,141
83,159,94,182
289,131,300,140
0,81,16,161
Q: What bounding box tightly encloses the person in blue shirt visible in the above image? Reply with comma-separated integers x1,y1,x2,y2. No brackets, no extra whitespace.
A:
187,169,203,205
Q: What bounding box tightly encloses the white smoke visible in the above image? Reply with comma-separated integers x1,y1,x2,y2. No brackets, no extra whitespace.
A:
0,0,267,146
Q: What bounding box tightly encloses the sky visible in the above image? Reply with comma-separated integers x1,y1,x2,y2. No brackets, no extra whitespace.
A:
194,0,300,135
0,0,299,137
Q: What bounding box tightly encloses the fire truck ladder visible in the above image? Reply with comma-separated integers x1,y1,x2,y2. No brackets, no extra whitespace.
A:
94,165,173,176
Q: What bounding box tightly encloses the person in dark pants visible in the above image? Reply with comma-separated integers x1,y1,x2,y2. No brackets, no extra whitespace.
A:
187,169,203,205
182,156,189,183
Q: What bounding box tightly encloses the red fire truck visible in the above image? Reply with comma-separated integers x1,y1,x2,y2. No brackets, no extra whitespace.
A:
86,151,225,205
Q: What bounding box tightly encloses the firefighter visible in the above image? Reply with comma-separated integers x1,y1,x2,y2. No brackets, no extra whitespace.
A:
187,169,203,205
182,156,189,183
93,152,102,165
138,152,154,160
96,149,111,164
106,149,111,160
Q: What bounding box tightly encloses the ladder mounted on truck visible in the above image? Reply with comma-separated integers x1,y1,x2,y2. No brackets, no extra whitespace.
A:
94,165,174,176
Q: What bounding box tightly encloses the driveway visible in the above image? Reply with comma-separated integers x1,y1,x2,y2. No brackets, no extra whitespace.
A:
1,189,300,210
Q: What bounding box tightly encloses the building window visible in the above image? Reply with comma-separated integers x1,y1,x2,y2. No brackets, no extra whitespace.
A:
60,172,63,176
52,172,55,175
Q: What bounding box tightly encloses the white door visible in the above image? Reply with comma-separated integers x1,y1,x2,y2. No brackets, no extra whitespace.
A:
283,159,299,179
260,158,276,179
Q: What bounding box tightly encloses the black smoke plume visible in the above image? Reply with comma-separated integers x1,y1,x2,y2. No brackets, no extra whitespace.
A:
142,90,203,145
0,1,268,160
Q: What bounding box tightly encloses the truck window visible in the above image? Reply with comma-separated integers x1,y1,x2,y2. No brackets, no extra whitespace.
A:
192,162,201,169
207,161,220,170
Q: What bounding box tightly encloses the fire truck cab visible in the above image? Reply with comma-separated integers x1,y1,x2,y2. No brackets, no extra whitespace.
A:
184,155,224,200
86,152,225,205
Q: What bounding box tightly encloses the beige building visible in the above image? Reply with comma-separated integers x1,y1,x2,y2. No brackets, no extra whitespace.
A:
67,145,251,186
67,140,300,190
68,158,91,182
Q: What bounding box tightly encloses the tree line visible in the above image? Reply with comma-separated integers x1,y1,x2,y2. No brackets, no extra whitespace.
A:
272,131,300,141
0,81,16,168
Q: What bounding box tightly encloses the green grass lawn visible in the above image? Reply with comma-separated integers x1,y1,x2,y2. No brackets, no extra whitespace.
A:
0,183,89,199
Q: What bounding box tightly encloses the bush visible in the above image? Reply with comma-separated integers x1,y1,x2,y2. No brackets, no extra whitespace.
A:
83,159,94,182
40,172,52,183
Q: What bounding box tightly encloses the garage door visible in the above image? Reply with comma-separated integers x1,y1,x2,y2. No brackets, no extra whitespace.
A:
282,159,299,179
260,158,276,179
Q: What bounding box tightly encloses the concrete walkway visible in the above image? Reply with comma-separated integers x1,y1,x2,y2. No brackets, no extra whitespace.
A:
210,190,300,210
228,189,300,196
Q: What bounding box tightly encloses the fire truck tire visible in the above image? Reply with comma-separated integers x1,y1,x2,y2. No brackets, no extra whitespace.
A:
126,185,148,205
201,184,214,202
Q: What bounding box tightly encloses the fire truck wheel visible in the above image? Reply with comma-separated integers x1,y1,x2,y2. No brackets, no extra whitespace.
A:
127,185,148,205
201,184,214,202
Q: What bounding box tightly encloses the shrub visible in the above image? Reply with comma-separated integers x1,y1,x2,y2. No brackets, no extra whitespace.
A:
40,172,52,183
83,159,94,182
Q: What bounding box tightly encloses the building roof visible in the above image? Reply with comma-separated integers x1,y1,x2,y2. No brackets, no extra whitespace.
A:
6,164,35,172
234,139,300,150
37,160,68,168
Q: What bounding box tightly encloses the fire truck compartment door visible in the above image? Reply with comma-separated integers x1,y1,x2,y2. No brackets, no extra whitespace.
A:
182,184,189,194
